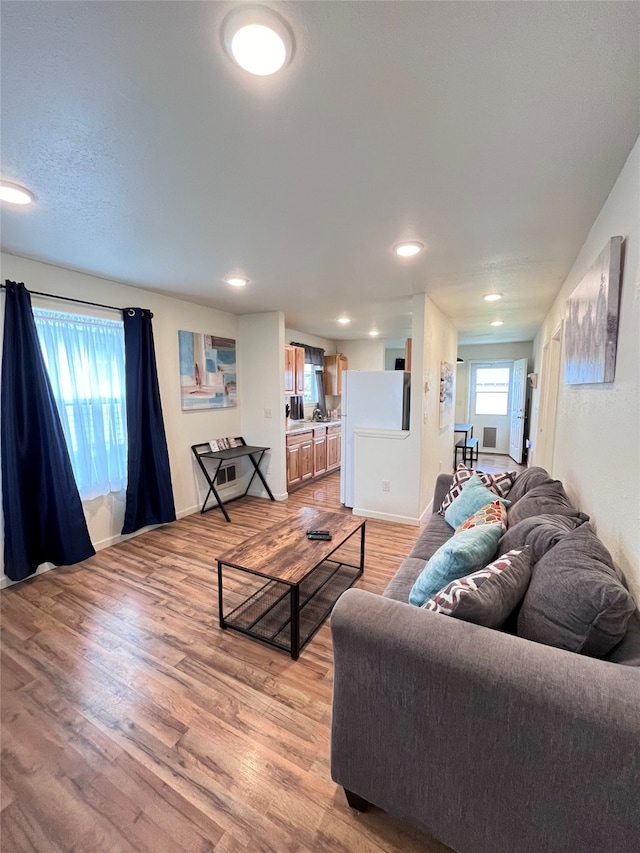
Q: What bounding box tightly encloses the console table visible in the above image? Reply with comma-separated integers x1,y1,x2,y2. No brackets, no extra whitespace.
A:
191,437,274,522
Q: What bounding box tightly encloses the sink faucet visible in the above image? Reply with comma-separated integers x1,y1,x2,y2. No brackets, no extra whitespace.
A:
312,406,323,422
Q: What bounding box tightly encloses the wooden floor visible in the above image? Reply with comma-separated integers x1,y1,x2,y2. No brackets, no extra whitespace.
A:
1,458,522,853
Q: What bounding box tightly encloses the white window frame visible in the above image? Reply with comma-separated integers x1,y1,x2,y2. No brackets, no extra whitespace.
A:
469,361,513,417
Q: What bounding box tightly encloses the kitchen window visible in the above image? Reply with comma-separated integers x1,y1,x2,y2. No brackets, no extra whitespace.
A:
303,363,318,403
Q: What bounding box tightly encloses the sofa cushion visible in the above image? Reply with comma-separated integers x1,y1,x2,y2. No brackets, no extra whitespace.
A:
438,463,516,516
408,513,455,563
604,610,640,667
517,524,636,657
456,499,507,535
505,466,554,503
423,547,531,628
507,479,589,526
499,513,584,564
408,523,501,607
444,474,510,530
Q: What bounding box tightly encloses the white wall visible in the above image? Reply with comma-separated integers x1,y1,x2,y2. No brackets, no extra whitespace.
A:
239,312,287,500
416,295,459,511
530,136,640,600
0,253,267,584
352,294,457,524
339,339,385,371
385,347,405,370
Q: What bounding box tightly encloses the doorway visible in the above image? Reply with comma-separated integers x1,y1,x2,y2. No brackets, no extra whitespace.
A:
467,361,513,455
536,324,562,472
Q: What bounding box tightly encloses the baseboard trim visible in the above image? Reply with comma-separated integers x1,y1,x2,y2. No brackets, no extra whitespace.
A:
351,507,420,526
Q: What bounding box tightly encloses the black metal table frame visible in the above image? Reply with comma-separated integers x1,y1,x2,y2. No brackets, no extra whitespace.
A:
453,423,475,467
217,522,365,659
191,438,275,522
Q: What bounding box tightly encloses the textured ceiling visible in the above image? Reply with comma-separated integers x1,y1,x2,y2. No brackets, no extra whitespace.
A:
1,1,639,345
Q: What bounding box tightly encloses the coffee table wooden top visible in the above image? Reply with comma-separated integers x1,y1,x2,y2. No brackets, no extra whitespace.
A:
216,507,365,585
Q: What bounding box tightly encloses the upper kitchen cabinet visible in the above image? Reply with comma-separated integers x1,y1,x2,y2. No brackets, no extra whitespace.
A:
284,345,305,394
325,354,348,395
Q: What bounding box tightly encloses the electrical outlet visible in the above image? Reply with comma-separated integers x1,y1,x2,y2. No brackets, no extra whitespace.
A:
264,408,272,418
382,480,390,492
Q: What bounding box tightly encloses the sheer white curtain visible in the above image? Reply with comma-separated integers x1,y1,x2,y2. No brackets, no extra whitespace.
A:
34,308,127,500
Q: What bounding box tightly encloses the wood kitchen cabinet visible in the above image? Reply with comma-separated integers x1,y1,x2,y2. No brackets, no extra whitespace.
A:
313,426,327,476
324,354,348,395
326,425,341,471
284,345,305,395
286,429,313,489
287,424,341,491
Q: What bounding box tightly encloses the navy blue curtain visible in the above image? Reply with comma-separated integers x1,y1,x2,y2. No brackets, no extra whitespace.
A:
121,307,176,534
1,281,95,581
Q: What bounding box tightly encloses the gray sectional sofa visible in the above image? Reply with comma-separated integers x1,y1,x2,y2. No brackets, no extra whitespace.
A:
330,466,640,853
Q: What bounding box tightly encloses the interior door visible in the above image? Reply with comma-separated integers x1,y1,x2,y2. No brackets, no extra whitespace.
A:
509,358,528,463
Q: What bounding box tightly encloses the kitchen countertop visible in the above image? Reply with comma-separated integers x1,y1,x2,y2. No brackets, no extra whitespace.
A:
286,418,342,435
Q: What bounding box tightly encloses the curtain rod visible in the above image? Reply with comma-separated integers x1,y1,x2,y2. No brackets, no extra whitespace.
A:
1,281,123,313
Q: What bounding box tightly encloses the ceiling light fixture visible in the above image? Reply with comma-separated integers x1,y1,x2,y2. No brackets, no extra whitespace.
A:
225,276,249,287
490,320,504,327
393,241,423,257
484,292,503,302
337,317,351,325
369,330,379,337
0,181,34,205
223,6,294,76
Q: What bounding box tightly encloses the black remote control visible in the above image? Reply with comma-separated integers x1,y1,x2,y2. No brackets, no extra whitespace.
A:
307,529,330,536
307,531,332,540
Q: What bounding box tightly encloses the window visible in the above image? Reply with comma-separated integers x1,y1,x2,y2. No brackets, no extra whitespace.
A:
34,309,127,500
302,363,318,403
472,364,511,416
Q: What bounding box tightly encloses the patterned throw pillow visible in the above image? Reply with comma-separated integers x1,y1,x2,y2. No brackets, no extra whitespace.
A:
456,500,507,534
408,523,502,607
422,547,531,629
438,463,516,516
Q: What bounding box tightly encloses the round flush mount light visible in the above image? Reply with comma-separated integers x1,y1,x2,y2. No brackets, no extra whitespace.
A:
490,320,504,327
0,181,34,205
369,330,379,337
223,6,294,76
337,317,351,325
225,275,249,287
484,292,503,302
393,241,423,257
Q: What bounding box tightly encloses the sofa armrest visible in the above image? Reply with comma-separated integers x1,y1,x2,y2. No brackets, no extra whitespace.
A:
432,472,453,513
331,588,640,853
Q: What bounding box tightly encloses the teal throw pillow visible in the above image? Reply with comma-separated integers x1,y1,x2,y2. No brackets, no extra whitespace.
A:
444,473,510,530
409,523,502,607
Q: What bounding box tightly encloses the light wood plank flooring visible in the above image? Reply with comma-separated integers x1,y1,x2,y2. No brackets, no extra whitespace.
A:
2,472,467,853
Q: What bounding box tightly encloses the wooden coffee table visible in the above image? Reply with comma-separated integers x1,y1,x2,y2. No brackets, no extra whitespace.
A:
216,507,365,659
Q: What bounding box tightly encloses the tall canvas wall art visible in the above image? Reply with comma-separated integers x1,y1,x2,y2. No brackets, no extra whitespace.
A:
179,331,237,410
439,361,455,429
564,236,623,385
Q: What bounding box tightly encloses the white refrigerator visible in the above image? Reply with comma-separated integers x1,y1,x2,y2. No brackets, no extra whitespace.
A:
340,370,411,507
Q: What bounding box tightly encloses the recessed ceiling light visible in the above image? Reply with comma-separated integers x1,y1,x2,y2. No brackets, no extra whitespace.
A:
484,292,503,302
490,320,504,327
369,330,379,337
337,317,351,325
0,181,34,205
393,241,423,257
225,276,249,287
223,6,294,76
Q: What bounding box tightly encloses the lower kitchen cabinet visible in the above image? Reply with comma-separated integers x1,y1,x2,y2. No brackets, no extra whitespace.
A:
326,425,341,471
286,424,341,491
